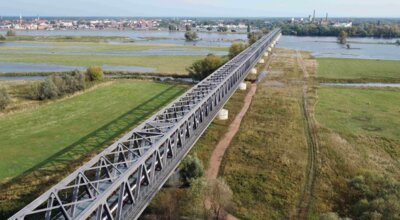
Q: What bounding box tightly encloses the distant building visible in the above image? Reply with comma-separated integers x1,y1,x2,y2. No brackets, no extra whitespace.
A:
333,22,353,28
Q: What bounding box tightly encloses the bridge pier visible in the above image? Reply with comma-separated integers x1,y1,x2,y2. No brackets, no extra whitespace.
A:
267,47,272,52
264,52,269,57
239,82,247,91
259,58,265,64
217,109,229,120
251,68,257,74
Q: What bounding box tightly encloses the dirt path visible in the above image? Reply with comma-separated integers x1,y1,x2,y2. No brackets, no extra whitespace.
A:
206,83,257,179
296,50,319,219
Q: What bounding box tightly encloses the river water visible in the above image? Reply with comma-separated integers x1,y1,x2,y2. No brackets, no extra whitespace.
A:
0,30,247,47
278,36,400,60
1,30,399,76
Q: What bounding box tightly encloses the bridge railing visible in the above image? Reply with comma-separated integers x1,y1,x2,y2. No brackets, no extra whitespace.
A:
10,28,281,220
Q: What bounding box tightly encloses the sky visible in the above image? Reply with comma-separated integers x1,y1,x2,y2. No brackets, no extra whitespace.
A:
1,0,399,18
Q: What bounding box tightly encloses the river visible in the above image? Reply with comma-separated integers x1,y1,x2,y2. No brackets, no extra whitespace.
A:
278,36,400,60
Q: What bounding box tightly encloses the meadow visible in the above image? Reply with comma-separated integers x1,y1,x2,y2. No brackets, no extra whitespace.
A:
316,87,400,141
0,79,187,218
0,79,186,181
317,58,400,82
220,49,309,219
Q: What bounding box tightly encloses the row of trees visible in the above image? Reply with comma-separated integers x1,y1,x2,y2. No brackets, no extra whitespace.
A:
0,30,17,41
30,66,103,100
280,23,400,38
0,66,104,111
187,38,250,81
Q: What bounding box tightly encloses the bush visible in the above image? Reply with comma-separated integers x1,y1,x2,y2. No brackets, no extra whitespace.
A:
30,79,59,100
396,40,400,45
86,66,104,81
188,54,224,81
30,71,85,100
0,35,6,41
179,154,204,185
228,42,248,59
184,31,198,41
6,30,16,37
51,71,85,95
345,173,400,220
0,87,11,110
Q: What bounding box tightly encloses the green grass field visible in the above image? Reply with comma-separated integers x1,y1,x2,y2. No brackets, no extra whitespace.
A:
312,86,400,216
316,87,400,141
0,80,185,181
317,58,400,82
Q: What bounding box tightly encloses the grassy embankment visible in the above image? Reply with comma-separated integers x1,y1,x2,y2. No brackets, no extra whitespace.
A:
0,79,186,218
220,49,310,219
309,58,400,218
191,60,268,169
317,58,400,83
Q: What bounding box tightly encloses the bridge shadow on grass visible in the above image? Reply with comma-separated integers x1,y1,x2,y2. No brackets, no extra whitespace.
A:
0,85,186,218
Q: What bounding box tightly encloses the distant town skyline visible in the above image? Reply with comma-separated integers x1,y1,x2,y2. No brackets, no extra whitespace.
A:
1,0,400,18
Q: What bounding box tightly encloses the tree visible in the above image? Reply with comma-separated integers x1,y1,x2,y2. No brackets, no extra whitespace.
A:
228,42,248,59
181,178,208,218
150,189,184,220
0,87,11,110
206,178,233,220
184,31,198,41
206,27,213,31
6,30,16,37
86,66,104,81
338,30,348,44
179,154,204,185
0,35,6,41
396,40,400,45
168,24,177,31
217,26,228,32
187,54,224,81
248,32,263,45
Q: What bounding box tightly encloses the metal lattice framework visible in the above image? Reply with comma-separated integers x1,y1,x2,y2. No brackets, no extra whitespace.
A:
10,29,281,220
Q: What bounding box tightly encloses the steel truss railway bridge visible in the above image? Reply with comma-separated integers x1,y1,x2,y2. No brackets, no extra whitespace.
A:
10,29,281,220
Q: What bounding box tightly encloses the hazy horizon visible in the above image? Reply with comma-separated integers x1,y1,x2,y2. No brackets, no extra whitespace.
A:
1,0,400,18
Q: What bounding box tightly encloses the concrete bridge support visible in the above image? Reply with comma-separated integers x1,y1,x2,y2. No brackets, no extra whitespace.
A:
239,82,247,91
217,109,229,120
